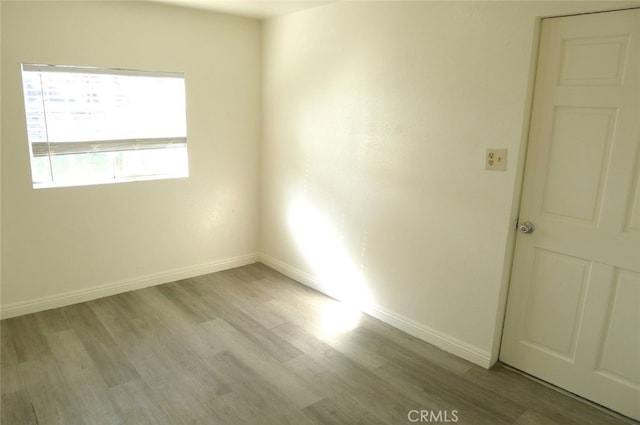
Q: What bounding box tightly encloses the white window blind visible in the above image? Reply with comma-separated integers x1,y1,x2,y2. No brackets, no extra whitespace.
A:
21,63,188,188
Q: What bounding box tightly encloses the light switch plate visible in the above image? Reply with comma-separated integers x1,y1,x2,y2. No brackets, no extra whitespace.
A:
486,148,507,171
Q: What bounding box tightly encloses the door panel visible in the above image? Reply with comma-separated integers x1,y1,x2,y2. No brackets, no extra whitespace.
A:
596,269,640,387
501,9,640,420
626,163,640,232
521,249,589,360
542,106,615,223
559,35,630,86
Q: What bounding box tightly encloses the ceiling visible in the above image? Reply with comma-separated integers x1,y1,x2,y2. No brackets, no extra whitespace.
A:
151,0,337,18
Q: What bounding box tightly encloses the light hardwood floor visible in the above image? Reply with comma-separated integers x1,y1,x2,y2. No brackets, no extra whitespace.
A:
1,264,635,424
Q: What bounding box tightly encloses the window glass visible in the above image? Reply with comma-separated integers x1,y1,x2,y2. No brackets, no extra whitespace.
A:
21,64,189,188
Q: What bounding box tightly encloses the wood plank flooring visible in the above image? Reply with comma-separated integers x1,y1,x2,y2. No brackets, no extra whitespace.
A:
1,264,635,424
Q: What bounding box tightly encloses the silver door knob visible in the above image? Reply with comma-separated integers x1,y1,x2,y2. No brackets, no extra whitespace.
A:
519,221,535,234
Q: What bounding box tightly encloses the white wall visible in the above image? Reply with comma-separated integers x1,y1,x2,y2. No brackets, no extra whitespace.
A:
261,1,639,366
1,1,262,317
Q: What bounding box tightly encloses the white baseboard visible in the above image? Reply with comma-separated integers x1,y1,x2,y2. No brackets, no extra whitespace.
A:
1,251,493,369
259,253,493,369
0,253,259,319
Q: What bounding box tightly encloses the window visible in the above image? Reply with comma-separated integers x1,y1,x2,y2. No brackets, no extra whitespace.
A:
21,64,189,188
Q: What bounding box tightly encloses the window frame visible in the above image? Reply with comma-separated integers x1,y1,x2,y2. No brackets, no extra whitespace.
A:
21,63,189,189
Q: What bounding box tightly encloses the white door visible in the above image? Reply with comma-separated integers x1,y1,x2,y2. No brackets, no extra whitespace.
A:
500,9,640,420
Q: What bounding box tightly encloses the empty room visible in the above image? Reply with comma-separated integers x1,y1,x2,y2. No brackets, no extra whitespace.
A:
1,0,639,424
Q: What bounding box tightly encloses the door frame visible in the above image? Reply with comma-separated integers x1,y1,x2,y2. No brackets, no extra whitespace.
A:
493,5,640,366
